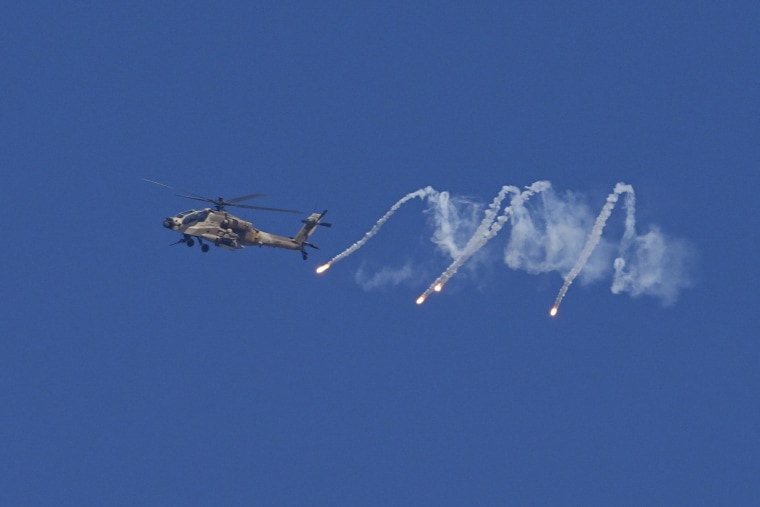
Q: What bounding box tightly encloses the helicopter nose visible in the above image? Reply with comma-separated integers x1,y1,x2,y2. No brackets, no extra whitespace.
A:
163,218,174,229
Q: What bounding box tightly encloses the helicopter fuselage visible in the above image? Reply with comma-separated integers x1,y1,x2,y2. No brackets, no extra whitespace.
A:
145,179,329,259
163,207,329,258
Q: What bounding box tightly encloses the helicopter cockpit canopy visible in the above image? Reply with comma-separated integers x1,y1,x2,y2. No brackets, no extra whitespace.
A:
164,209,212,230
177,209,210,225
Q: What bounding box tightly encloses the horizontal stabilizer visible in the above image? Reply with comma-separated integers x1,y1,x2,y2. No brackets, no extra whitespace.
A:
302,210,331,227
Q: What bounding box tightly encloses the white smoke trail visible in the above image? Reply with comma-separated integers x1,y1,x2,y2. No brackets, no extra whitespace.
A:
316,186,438,273
622,190,636,245
611,189,695,305
550,182,634,315
417,181,551,303
428,191,464,259
611,226,695,306
355,261,415,291
425,191,484,260
317,180,693,312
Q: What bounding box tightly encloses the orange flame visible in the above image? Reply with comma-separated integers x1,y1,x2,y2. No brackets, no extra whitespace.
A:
550,307,558,317
316,263,331,274
433,283,443,292
416,295,426,305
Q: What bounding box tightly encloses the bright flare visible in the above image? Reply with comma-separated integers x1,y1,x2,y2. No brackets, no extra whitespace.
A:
550,307,558,317
416,295,426,305
316,263,331,274
550,183,634,316
433,283,443,292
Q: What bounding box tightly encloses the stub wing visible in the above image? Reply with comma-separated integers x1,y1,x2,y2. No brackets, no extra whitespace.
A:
183,223,243,250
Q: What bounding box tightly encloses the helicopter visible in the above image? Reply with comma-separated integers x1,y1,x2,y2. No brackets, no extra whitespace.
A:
145,179,331,260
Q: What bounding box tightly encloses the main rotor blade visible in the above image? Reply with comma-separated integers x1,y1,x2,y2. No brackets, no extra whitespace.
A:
145,178,300,213
143,179,208,200
226,193,266,204
177,195,216,204
232,203,303,214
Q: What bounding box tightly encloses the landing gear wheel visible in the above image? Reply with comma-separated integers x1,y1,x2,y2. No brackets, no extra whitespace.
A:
186,238,195,247
201,244,209,253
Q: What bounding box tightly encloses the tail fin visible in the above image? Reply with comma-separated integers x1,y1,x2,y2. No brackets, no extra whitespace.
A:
293,210,331,257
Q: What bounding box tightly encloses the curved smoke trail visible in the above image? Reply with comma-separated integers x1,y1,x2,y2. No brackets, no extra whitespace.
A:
417,180,551,303
316,180,692,314
550,182,634,316
316,186,438,274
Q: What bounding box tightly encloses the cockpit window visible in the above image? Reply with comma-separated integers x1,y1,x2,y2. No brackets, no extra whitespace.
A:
181,210,209,224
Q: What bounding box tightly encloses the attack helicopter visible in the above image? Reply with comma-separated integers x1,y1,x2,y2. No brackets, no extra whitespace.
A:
145,179,330,260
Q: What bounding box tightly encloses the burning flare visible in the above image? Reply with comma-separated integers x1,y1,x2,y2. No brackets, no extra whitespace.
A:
315,181,653,314
550,182,634,314
316,187,438,272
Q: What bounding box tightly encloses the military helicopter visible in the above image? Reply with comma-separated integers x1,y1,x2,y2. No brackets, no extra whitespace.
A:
145,179,330,259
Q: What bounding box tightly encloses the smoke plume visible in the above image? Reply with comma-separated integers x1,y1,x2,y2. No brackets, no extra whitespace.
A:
317,181,694,312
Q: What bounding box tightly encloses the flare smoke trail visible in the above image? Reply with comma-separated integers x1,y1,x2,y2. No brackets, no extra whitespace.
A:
318,180,691,312
617,190,637,260
316,186,437,273
550,182,634,316
417,181,551,302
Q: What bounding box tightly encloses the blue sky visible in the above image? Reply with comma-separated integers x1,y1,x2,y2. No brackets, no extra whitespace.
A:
2,1,759,505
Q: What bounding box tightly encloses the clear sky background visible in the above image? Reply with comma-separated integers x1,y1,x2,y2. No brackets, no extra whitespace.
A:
3,2,759,505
